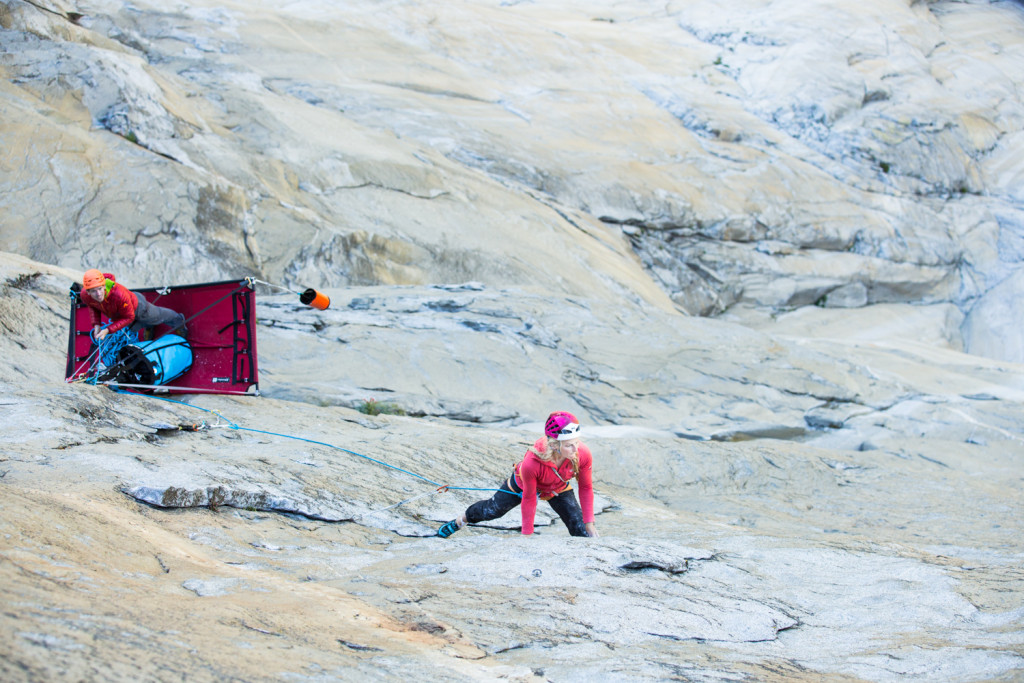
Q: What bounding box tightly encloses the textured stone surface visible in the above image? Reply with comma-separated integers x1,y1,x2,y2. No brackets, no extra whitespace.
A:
2,0,1024,357
3,0,1024,680
2,252,1023,681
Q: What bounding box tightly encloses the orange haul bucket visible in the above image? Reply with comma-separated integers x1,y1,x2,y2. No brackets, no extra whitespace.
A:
299,288,330,310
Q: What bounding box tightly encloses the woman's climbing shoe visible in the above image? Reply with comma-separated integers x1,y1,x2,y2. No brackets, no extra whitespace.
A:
437,519,461,538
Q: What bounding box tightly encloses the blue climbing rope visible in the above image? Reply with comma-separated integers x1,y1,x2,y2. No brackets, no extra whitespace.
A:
69,325,135,385
93,326,133,369
115,391,519,505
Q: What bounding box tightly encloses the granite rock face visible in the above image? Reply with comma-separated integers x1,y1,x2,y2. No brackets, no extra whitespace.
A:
2,250,1023,681
2,0,1024,680
3,0,1024,358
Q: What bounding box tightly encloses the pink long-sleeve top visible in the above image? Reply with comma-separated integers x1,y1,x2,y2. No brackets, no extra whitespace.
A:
513,438,594,535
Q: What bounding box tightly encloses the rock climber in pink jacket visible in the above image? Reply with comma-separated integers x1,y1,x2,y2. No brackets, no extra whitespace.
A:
437,411,597,538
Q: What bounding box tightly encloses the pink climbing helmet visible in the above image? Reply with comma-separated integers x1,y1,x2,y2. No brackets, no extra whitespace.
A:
544,411,581,440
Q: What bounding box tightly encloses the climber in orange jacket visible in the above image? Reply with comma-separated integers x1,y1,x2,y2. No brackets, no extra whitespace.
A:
80,269,186,340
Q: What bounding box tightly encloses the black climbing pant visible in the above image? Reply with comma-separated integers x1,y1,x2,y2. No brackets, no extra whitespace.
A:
465,472,590,536
131,292,186,335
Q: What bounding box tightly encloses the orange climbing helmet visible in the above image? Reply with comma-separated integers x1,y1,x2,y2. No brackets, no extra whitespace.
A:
82,269,105,289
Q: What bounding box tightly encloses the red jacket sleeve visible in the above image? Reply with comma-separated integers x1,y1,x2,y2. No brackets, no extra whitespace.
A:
518,456,541,535
103,284,138,333
577,444,595,524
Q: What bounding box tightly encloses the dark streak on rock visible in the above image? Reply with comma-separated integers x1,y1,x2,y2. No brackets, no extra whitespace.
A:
620,560,689,575
338,639,382,651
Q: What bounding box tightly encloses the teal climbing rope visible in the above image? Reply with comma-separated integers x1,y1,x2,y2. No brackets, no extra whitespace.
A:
68,325,134,385
94,326,132,369
115,391,520,505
